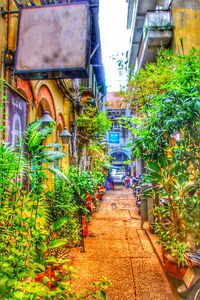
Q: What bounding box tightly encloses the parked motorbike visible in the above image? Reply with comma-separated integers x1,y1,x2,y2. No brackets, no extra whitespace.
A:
132,177,141,196
132,177,142,214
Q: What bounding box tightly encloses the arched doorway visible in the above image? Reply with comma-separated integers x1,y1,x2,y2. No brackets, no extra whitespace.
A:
109,150,131,174
111,151,130,162
35,85,56,121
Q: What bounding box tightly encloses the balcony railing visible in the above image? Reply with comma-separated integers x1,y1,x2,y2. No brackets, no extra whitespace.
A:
135,9,172,72
143,9,172,36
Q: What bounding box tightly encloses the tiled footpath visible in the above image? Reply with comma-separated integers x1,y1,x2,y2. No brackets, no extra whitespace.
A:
69,186,175,300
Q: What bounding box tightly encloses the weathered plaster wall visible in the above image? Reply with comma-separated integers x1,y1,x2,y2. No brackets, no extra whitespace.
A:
30,80,71,170
0,0,8,77
172,0,200,53
0,0,8,142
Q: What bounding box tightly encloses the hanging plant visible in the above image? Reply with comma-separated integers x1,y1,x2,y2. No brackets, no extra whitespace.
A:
76,105,111,140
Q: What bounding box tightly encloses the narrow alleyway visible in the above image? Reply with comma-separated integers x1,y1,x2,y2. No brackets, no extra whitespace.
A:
70,186,175,300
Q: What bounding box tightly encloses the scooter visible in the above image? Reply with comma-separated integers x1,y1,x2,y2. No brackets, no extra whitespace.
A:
135,192,141,214
132,177,140,196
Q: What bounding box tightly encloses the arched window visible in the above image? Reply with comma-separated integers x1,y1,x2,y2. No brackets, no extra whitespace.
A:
11,113,22,148
111,151,129,162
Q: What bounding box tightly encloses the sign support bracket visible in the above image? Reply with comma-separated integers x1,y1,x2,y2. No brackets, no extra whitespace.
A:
0,7,19,17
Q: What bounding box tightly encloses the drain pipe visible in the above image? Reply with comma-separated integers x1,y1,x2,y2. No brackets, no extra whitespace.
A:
0,49,6,141
1,49,6,80
169,0,174,9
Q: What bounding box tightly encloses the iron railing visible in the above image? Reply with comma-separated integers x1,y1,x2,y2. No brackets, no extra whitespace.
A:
136,9,172,69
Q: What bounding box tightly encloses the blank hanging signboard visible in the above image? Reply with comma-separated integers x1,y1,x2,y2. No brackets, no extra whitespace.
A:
15,3,91,80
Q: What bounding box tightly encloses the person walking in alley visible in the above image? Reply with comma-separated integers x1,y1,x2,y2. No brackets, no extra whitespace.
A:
107,172,114,190
105,179,111,190
125,176,130,188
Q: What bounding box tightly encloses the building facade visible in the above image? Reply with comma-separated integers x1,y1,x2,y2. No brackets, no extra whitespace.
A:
106,92,133,174
126,0,200,175
127,0,200,73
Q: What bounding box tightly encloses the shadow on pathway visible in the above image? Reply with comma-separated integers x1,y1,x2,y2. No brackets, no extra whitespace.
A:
70,186,175,300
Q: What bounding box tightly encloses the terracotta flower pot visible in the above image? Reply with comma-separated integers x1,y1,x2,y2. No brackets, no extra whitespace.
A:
81,215,88,237
96,191,101,200
36,271,46,283
98,186,105,199
36,265,59,289
56,263,67,276
86,193,93,212
162,250,188,280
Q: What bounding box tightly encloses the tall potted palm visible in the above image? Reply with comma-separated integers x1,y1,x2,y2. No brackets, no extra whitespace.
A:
145,156,199,279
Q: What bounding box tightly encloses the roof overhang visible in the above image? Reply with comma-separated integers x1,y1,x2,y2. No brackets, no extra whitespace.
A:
90,0,106,94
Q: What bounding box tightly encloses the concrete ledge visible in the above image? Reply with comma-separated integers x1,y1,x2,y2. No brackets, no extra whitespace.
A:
145,228,164,266
145,228,182,300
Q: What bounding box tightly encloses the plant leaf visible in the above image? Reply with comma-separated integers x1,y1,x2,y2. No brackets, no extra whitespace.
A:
42,150,66,162
37,241,47,252
51,215,69,231
48,239,68,248
147,161,161,173
99,290,106,300
48,168,70,182
44,143,62,148
92,292,97,298
43,276,49,285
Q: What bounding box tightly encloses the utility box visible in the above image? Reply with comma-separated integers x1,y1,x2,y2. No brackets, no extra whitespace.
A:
147,196,154,227
140,195,148,229
140,183,153,229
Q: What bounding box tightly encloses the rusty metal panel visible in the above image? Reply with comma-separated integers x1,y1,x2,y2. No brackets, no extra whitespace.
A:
15,3,91,80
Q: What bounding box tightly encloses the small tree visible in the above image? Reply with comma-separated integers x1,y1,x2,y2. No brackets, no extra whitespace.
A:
76,105,111,168
119,49,200,265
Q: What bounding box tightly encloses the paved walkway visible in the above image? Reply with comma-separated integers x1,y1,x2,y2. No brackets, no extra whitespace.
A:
70,186,175,300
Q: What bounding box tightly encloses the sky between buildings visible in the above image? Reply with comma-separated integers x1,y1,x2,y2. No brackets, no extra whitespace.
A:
99,0,130,92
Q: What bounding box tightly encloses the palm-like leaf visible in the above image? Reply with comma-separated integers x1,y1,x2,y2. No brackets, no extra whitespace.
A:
42,150,66,162
26,121,54,154
44,143,62,148
0,142,27,205
48,167,71,183
51,214,69,231
48,238,68,248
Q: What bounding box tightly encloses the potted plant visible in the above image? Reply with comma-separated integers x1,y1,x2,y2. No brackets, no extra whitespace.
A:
161,241,188,280
152,213,189,279
145,157,199,279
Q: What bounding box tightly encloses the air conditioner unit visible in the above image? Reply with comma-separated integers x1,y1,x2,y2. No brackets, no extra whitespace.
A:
81,64,97,97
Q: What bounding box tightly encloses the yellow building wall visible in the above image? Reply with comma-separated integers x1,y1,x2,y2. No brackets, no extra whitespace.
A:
0,1,7,70
29,80,72,172
0,0,8,141
172,2,200,53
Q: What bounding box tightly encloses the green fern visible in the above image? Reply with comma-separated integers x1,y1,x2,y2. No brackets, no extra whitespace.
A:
0,142,26,206
44,143,62,148
48,167,70,183
26,121,54,155
42,150,66,162
26,121,66,164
